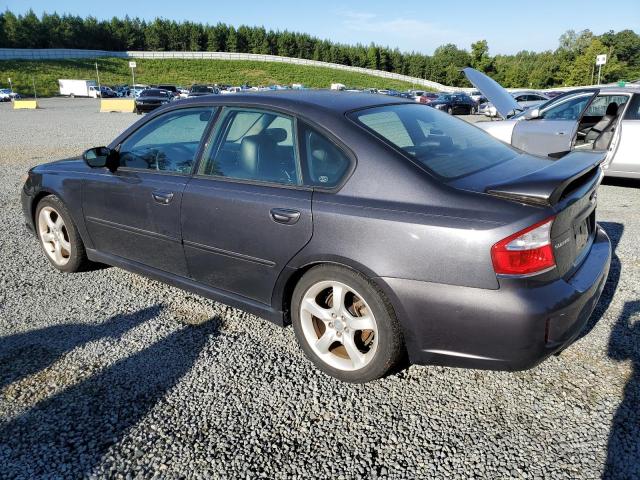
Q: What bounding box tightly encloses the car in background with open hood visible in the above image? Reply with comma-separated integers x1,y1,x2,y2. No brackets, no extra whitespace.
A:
463,67,640,179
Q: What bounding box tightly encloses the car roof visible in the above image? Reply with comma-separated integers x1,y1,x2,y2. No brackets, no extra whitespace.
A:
175,89,413,116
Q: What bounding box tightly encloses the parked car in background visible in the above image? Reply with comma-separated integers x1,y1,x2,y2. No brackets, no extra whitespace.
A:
188,85,219,97
130,84,149,98
134,89,173,114
427,93,477,114
155,84,180,98
479,87,549,118
0,88,21,101
415,92,440,104
177,86,190,98
221,86,243,94
21,91,611,383
468,90,484,103
114,85,130,97
99,86,118,98
464,67,640,179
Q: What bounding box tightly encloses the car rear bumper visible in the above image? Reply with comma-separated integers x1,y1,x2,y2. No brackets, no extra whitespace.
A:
379,226,611,371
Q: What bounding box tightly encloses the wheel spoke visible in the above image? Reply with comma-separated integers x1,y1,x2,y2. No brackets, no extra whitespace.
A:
54,216,64,229
60,236,71,254
45,212,55,229
302,298,333,322
41,232,55,242
348,315,375,332
315,330,334,354
53,241,63,264
342,333,366,369
331,284,346,313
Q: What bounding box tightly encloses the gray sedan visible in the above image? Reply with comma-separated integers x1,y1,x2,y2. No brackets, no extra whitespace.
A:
465,67,640,179
20,91,611,382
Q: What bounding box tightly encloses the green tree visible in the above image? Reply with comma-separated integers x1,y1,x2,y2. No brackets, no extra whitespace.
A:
470,40,492,72
366,44,379,70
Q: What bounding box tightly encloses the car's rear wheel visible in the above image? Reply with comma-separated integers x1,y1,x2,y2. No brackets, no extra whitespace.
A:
36,196,89,273
292,265,405,383
447,106,453,115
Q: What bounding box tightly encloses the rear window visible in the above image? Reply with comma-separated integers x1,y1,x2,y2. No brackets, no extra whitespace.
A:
349,104,517,179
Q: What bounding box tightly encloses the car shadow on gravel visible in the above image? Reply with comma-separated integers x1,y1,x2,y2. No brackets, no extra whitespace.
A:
0,307,221,478
604,300,640,479
0,305,163,391
576,221,623,342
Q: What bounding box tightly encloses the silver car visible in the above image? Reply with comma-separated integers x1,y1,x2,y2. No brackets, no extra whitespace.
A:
464,67,640,179
481,90,549,118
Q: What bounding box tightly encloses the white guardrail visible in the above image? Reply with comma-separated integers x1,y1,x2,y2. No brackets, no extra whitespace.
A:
0,48,465,92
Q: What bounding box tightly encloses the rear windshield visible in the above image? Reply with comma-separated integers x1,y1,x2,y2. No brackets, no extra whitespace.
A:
349,103,517,179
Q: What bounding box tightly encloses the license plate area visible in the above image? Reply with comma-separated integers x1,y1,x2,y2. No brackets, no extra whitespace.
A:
574,210,595,254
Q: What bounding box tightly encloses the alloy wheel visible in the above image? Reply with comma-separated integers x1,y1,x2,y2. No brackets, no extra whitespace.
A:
38,206,71,266
299,280,378,371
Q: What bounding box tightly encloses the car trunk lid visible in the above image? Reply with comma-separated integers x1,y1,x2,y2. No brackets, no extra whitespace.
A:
462,67,522,118
450,150,605,278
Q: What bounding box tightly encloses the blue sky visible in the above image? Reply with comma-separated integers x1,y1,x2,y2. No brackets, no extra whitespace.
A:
4,0,640,55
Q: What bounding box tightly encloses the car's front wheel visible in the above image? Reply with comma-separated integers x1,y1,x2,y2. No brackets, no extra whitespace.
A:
447,106,453,115
292,265,405,383
35,195,89,273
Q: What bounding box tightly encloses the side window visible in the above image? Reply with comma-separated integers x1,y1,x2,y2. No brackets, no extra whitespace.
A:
119,108,213,173
541,93,593,120
300,124,351,188
201,108,300,185
583,95,629,117
624,94,640,120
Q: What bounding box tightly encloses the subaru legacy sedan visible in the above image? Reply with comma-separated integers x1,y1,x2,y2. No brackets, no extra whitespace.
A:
21,91,611,383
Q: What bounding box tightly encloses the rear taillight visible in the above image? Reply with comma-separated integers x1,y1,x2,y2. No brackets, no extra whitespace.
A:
491,217,556,276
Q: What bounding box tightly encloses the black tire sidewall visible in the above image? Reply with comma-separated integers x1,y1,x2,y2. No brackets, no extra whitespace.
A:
291,265,404,383
35,195,87,273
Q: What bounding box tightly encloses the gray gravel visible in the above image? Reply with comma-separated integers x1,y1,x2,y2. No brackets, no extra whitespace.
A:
0,98,639,479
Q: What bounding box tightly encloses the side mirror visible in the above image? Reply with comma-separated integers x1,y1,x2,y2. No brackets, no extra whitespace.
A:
524,108,540,120
83,146,116,169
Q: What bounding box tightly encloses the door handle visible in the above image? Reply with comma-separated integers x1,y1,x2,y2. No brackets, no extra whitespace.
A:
152,191,174,205
555,131,566,135
270,208,301,225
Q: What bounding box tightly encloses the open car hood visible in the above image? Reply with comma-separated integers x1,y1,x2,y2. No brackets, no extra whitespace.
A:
462,67,521,118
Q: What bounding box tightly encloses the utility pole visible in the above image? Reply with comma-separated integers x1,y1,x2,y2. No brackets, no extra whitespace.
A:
95,61,101,94
32,77,37,100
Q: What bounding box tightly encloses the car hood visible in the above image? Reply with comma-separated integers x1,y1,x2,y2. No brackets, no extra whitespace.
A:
462,67,520,118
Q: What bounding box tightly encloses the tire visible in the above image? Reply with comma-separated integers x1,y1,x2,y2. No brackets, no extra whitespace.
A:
471,106,477,114
35,195,90,273
447,107,453,115
291,265,405,383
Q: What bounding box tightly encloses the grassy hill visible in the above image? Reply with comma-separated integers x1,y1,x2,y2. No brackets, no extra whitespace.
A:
0,57,429,97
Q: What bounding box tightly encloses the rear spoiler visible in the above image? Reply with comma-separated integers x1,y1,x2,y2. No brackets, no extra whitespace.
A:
485,151,605,206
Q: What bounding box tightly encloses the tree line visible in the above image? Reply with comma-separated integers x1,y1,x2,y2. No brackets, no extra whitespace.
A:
1,10,639,88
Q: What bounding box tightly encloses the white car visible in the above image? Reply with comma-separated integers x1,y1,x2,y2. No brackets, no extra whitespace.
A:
130,84,150,98
464,67,640,179
0,88,20,101
480,90,549,118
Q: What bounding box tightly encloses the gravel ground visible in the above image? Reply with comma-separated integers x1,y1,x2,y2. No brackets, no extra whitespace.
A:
0,98,639,479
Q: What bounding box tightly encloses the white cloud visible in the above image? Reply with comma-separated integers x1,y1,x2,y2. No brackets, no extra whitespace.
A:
338,11,474,52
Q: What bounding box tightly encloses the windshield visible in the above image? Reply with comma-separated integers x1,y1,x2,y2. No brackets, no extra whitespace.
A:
349,104,518,180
